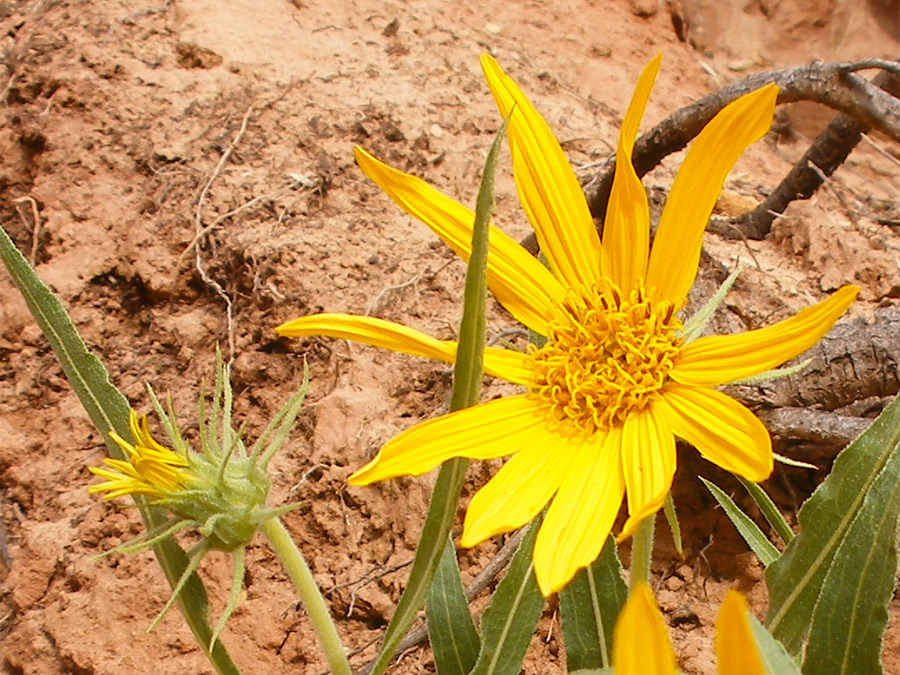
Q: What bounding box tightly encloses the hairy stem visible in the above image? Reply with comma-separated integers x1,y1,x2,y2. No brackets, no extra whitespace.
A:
630,514,656,590
262,517,352,675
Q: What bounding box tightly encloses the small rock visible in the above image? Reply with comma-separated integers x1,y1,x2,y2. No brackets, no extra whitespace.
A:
665,575,685,591
174,42,223,70
715,189,759,218
677,564,694,583
382,18,399,37
380,120,405,142
630,0,659,17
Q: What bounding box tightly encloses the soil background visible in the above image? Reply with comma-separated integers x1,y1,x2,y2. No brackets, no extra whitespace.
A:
2,1,900,673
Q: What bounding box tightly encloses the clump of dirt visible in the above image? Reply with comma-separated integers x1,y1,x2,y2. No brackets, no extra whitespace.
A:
1,1,898,673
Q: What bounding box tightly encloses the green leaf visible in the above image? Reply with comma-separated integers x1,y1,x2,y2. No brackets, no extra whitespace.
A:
766,395,900,660
772,452,818,470
448,114,509,413
681,263,740,343
747,615,801,675
366,116,509,675
701,478,780,567
0,226,131,455
802,435,900,673
469,518,545,675
0,225,240,675
559,536,627,671
426,538,481,675
663,493,683,557
368,458,468,675
737,476,794,545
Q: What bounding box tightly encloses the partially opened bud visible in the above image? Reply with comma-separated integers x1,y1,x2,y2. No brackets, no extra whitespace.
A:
87,350,309,647
90,407,275,551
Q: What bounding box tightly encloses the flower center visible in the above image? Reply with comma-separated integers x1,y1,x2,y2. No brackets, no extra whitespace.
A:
530,280,682,436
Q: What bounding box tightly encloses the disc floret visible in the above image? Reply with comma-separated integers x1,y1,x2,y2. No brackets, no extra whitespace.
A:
530,279,682,435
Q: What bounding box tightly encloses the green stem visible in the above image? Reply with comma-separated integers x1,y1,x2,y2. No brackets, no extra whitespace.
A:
262,517,352,675
630,513,656,590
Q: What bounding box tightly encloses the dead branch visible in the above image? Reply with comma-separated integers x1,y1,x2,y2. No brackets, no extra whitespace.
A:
727,308,900,412
711,67,900,240
724,307,900,451
756,407,869,449
356,528,526,675
582,58,900,225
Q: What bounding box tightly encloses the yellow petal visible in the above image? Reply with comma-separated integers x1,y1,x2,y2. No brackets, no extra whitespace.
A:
619,401,676,537
670,285,859,386
613,583,678,675
355,146,562,334
461,429,576,546
716,590,765,675
348,396,546,484
133,412,174,455
661,385,772,481
275,313,532,386
89,464,162,499
481,54,601,289
482,346,534,386
601,55,660,295
647,84,779,304
89,463,136,483
533,427,624,595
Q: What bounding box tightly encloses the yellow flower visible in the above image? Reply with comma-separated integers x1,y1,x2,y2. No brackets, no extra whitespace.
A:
87,363,310,649
89,409,191,500
613,583,765,675
277,54,858,595
89,401,284,552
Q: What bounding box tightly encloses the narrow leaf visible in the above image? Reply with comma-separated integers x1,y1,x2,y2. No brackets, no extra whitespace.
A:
766,395,900,656
747,615,801,675
701,478,780,567
448,113,509,412
368,458,468,675
737,476,794,545
426,538,481,675
773,452,818,470
663,493,683,557
0,225,240,674
559,536,627,671
0,225,131,455
681,264,740,343
366,117,509,675
469,518,544,675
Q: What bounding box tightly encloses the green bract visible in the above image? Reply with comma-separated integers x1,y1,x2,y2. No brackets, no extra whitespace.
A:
89,350,309,648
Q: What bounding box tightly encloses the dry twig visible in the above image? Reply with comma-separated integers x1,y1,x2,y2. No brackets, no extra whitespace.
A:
189,102,256,367
355,528,527,675
365,271,423,317
712,66,900,239
726,307,900,453
13,196,41,265
581,58,900,229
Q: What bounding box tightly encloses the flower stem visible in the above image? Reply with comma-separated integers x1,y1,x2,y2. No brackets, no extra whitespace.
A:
630,513,656,591
261,517,352,675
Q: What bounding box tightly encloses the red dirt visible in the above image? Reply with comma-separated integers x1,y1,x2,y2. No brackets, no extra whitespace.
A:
1,1,899,673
